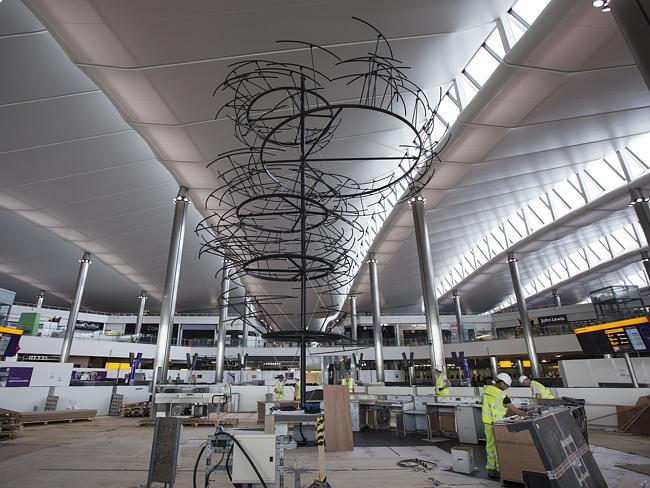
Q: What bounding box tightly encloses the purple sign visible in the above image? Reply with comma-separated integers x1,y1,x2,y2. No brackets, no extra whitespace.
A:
0,367,33,387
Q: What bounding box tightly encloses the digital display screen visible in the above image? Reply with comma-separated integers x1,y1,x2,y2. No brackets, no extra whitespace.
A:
605,327,634,352
576,331,613,355
625,326,648,352
638,324,650,349
0,335,11,356
0,333,20,357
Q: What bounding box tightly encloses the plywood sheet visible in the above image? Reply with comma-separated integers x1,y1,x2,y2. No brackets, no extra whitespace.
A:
323,385,353,452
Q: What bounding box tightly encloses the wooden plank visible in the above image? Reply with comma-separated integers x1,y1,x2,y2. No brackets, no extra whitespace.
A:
20,409,97,425
323,385,353,452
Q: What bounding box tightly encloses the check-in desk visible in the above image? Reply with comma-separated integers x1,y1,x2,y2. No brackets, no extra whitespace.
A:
351,395,409,432
408,395,486,444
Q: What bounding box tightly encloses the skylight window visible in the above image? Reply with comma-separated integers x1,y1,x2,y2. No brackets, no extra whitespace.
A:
485,29,506,60
511,0,552,26
437,95,460,126
465,47,500,86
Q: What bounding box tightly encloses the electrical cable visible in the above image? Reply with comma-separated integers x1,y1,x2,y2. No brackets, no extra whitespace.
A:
193,443,207,488
205,450,226,488
219,432,270,488
225,442,233,480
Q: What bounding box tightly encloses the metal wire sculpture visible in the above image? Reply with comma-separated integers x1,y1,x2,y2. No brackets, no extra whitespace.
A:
197,18,448,397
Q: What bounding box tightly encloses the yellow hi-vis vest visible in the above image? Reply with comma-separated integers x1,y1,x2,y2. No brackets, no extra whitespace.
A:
530,380,554,399
482,385,508,424
341,377,355,393
435,373,450,396
274,381,285,400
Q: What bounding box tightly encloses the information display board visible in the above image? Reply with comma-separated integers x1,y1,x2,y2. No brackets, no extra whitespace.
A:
574,317,649,355
0,326,23,357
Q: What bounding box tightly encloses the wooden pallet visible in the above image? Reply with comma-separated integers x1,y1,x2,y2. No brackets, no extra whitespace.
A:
0,408,22,441
20,409,97,425
137,417,239,428
122,401,151,418
0,430,18,440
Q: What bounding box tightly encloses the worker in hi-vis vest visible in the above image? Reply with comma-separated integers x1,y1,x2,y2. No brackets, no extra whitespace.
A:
482,373,528,479
341,371,355,393
519,375,554,400
274,375,286,400
434,366,450,396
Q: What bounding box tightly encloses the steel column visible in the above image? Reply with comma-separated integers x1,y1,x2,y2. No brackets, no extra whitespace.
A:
631,189,650,243
517,359,525,378
489,356,499,380
36,290,45,309
410,196,445,375
624,352,640,388
552,289,561,308
152,187,190,397
241,297,250,348
507,253,542,378
215,261,231,383
59,252,91,363
368,256,385,382
349,296,358,342
135,291,147,336
642,252,650,282
452,290,464,343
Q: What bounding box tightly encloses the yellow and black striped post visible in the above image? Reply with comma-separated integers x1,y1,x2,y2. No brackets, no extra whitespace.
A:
316,415,326,482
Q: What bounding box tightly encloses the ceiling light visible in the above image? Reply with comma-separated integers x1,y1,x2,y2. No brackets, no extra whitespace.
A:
601,6,611,12
592,0,604,7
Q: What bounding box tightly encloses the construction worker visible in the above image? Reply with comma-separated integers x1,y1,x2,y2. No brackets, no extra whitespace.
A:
341,371,355,393
274,375,285,400
519,375,555,400
294,377,301,402
434,366,450,396
482,373,528,479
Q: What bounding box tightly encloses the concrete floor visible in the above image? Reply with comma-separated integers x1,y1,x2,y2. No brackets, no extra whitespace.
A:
0,416,647,487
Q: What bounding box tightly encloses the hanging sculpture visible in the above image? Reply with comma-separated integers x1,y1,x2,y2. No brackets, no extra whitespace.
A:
197,18,447,397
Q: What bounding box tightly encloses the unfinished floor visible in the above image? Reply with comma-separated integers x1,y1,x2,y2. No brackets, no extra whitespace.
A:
0,415,647,487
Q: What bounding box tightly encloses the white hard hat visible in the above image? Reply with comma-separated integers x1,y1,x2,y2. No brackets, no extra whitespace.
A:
519,375,528,384
434,366,442,372
496,373,512,386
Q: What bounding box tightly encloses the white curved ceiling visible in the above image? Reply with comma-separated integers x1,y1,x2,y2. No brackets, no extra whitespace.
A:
18,0,517,323
0,0,228,312
3,0,649,319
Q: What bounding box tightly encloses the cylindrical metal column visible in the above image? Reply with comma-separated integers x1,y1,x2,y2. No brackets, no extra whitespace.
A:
242,297,250,348
152,187,190,393
489,356,499,380
215,261,231,384
59,252,91,363
517,359,525,378
349,296,358,342
624,352,639,388
452,290,464,343
631,189,650,244
36,290,45,309
135,291,147,336
642,252,650,282
411,196,445,376
507,253,542,378
552,289,561,308
368,256,385,383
